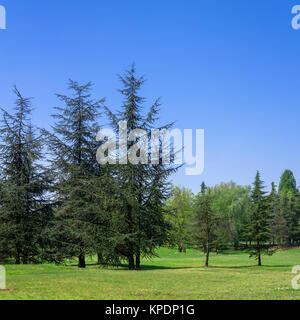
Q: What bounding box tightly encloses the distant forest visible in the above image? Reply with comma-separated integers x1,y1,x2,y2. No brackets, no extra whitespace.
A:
167,169,300,267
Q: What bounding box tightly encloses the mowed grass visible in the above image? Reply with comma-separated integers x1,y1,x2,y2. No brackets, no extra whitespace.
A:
1,247,300,300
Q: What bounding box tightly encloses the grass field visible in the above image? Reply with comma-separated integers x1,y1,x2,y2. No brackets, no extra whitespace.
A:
0,247,300,300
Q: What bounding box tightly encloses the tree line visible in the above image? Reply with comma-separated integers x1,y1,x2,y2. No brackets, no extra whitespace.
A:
0,65,298,269
0,65,178,269
166,170,300,266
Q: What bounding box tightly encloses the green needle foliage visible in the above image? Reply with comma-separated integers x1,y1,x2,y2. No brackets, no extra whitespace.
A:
0,68,299,271
47,80,108,268
191,182,220,267
104,64,178,270
248,171,274,266
0,86,52,264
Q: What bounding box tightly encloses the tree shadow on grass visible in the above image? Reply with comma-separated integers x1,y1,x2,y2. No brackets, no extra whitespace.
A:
207,264,292,269
66,263,293,270
69,263,201,271
141,264,293,270
139,265,197,271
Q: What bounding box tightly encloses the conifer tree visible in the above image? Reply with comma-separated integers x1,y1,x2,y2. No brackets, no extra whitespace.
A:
248,171,273,266
48,80,106,268
191,182,218,267
0,86,52,264
104,64,177,270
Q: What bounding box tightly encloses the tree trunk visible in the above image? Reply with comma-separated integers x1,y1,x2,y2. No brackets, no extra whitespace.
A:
205,244,210,267
97,252,104,265
258,248,262,266
22,255,28,265
78,253,86,268
135,252,141,270
128,255,135,270
15,249,21,265
178,247,182,253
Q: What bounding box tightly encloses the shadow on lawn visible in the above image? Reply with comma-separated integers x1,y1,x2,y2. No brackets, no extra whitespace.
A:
204,264,292,269
136,264,293,270
66,263,198,270
66,262,293,270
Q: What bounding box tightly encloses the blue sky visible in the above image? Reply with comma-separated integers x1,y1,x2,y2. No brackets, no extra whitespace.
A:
0,0,300,193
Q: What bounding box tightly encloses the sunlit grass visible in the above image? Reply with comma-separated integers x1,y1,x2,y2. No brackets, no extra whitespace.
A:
0,247,300,300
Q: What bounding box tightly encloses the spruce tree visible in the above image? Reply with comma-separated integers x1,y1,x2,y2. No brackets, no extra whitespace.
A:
104,64,177,270
191,182,218,267
48,80,106,268
248,171,273,266
0,86,52,264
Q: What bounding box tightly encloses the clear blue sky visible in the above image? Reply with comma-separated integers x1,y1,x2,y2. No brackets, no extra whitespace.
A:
1,0,300,193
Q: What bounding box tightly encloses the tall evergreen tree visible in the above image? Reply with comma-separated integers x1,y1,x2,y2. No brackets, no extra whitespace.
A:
0,86,52,264
248,171,273,266
48,80,106,268
191,182,218,267
104,64,177,270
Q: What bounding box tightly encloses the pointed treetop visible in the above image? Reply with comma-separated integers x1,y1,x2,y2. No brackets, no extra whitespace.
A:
278,170,297,195
270,182,277,196
201,182,207,195
252,171,266,201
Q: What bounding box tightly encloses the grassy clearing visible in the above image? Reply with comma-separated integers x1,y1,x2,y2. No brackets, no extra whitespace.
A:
0,247,300,300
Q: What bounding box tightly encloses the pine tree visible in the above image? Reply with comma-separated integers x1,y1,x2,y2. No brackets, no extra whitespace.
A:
104,64,177,270
0,86,52,264
48,80,106,268
248,171,273,266
191,182,218,267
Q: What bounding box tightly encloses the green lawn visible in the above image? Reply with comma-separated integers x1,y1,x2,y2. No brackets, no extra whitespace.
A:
1,247,300,300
